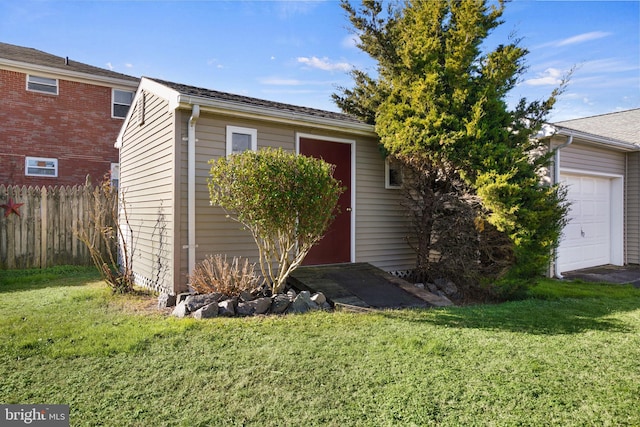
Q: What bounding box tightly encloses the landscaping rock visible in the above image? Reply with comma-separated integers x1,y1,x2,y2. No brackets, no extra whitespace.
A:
271,294,291,314
176,292,193,304
157,293,176,309
252,284,272,298
288,291,315,313
218,299,236,317
434,279,458,295
193,302,219,319
426,283,439,293
299,290,315,306
287,296,310,314
239,291,255,302
310,292,326,306
237,297,272,316
185,293,223,312
171,301,189,318
170,289,333,318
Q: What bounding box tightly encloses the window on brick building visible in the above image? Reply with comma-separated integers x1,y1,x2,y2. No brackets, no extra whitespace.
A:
25,157,58,177
112,89,134,119
110,163,120,189
26,75,58,95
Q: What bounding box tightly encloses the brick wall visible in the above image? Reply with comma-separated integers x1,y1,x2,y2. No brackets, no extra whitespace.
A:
0,69,128,187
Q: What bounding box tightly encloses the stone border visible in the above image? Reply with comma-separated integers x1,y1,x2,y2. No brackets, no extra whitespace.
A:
164,289,330,319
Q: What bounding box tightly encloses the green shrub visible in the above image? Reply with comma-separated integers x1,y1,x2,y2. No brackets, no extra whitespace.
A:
208,148,344,293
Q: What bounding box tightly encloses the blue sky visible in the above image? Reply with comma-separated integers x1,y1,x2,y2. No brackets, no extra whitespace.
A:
1,0,638,121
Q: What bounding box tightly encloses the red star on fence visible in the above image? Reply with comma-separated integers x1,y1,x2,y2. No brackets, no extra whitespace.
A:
1,198,24,217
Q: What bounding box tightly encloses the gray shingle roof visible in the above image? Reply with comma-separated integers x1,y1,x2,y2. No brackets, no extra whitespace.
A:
149,77,363,125
555,109,640,145
0,42,138,83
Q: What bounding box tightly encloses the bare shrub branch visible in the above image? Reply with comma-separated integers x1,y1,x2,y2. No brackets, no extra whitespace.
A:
189,254,261,296
74,176,135,293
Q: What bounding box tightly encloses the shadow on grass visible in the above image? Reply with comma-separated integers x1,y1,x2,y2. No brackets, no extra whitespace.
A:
382,297,640,335
0,266,101,293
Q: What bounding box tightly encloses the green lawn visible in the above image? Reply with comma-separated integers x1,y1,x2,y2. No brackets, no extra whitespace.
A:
1,267,639,426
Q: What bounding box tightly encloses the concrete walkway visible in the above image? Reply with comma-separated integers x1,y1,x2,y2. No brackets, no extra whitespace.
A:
289,263,453,310
562,265,640,288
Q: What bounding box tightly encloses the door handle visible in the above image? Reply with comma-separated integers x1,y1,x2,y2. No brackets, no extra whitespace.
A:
346,207,352,212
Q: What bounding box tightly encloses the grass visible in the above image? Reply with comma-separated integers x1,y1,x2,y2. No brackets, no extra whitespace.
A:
1,268,639,426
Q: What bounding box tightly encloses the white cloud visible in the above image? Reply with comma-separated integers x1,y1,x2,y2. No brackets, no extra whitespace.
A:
524,67,564,86
275,1,320,19
581,58,638,74
259,76,337,87
297,56,352,72
555,31,611,47
260,77,303,86
261,88,317,95
207,58,224,69
105,62,114,71
125,63,133,68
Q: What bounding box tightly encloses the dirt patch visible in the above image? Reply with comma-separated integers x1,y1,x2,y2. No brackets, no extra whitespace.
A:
108,289,172,316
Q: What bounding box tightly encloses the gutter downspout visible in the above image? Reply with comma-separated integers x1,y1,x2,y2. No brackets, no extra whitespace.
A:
187,104,200,285
553,132,573,279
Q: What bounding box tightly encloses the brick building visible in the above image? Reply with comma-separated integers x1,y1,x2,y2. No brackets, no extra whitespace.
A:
0,42,139,187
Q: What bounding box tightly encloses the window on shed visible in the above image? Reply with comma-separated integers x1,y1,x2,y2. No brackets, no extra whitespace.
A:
112,89,134,119
25,157,58,177
27,75,58,95
226,126,257,156
385,157,403,189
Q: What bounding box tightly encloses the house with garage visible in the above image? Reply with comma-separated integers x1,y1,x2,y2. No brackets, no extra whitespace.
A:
0,42,139,187
116,76,639,295
547,109,640,277
116,77,413,295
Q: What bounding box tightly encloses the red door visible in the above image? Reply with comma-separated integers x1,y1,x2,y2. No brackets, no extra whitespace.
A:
299,138,351,265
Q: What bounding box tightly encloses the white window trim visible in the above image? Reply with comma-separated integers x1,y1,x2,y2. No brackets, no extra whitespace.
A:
26,74,58,95
110,163,120,188
226,125,257,156
385,157,403,189
112,89,134,119
25,156,58,178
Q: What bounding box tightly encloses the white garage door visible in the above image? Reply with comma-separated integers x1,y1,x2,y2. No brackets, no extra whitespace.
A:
557,174,612,273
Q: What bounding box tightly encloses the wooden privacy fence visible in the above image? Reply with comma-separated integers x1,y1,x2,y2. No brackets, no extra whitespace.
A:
0,184,114,270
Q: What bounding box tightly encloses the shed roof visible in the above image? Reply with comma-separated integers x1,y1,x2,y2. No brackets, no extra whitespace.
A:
148,77,364,125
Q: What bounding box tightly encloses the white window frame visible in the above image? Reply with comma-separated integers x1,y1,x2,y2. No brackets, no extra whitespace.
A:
25,156,58,177
112,89,134,119
385,157,403,189
226,125,257,156
26,74,58,95
110,163,120,189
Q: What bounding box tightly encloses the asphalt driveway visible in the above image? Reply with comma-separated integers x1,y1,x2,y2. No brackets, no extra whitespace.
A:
562,265,640,288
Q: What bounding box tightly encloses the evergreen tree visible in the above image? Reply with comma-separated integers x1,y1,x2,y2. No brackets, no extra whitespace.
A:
335,0,569,293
